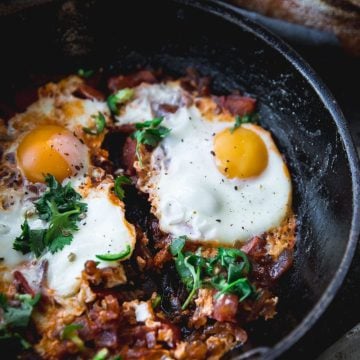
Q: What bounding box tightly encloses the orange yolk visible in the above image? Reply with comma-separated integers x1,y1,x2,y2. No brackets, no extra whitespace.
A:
214,126,268,179
17,125,87,183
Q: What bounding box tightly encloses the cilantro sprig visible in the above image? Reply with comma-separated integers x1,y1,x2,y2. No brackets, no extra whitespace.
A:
92,348,122,360
0,293,40,348
107,88,135,115
114,175,131,201
132,117,171,166
13,175,87,257
83,112,106,135
61,323,84,350
93,349,110,360
231,113,258,133
170,236,255,309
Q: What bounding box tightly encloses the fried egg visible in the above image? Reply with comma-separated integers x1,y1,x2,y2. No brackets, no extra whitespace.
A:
0,77,136,297
116,82,292,245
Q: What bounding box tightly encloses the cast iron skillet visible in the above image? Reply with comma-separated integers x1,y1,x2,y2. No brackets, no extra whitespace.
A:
0,0,359,359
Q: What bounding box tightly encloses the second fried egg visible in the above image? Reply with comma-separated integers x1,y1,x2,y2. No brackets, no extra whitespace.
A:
117,83,292,245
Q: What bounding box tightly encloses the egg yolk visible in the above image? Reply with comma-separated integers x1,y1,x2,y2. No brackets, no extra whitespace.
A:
214,126,268,179
17,125,87,183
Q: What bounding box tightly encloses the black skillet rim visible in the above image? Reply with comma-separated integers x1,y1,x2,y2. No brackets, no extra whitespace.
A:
173,0,360,358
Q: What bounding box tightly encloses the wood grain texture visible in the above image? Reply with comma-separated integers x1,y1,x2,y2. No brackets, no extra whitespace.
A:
230,0,360,55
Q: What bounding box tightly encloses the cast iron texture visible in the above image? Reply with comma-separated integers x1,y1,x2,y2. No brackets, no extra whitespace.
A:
0,0,358,358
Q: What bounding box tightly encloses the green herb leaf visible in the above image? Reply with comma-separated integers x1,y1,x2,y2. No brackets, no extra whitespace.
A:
61,323,84,350
107,88,135,115
114,175,131,201
13,225,46,258
92,348,109,360
29,229,46,257
132,117,171,166
170,236,202,309
0,293,7,308
169,237,255,308
13,220,31,254
169,236,186,256
37,175,87,254
83,112,106,135
36,176,87,253
214,277,253,301
61,323,82,339
13,175,87,257
77,68,94,78
0,293,40,348
231,113,258,133
3,294,40,329
151,294,161,309
36,175,87,221
181,256,202,309
96,245,131,261
44,201,82,254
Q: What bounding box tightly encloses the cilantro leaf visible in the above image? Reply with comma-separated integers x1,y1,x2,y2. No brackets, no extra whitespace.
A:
13,175,87,257
107,88,135,115
151,294,161,309
0,293,40,349
92,348,109,360
61,323,84,350
0,293,7,308
4,294,40,328
36,175,87,221
61,323,83,339
13,221,46,257
170,237,202,309
169,237,255,308
132,117,171,166
169,236,186,256
181,255,202,309
13,220,31,254
44,200,82,254
114,175,131,201
28,229,46,257
83,112,106,135
231,113,258,133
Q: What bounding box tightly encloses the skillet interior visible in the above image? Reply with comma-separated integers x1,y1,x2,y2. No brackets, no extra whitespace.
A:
0,0,358,358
